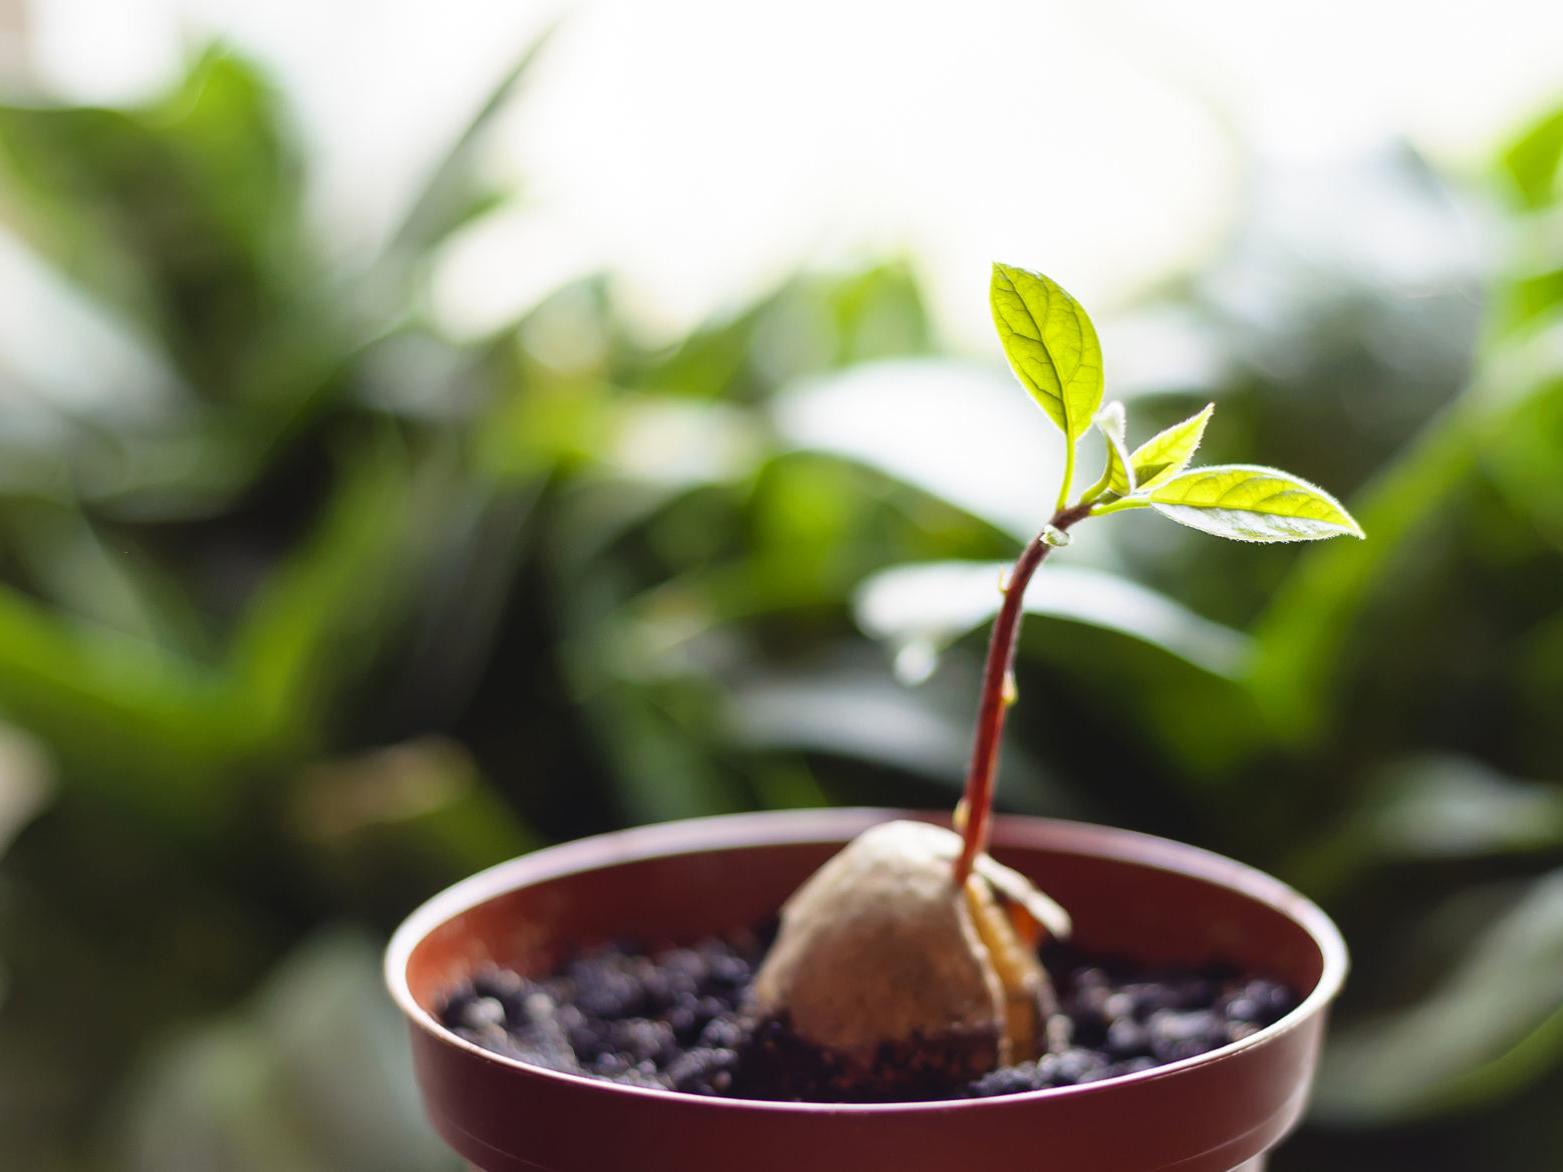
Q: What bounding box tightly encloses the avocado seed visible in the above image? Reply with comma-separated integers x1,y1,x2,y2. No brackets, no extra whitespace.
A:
750,820,1070,1095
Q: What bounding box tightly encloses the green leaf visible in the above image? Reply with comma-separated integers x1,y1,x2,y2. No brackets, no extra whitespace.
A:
854,560,1250,678
119,930,456,1172
387,24,558,257
1364,757,1563,860
1500,105,1563,212
1130,402,1214,490
1251,320,1563,741
1147,464,1364,543
0,50,314,392
229,436,415,751
727,665,1068,810
989,263,1103,441
774,358,1065,539
1094,401,1135,497
1317,870,1563,1123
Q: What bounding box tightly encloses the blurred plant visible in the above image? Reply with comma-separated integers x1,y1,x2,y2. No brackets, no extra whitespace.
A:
0,34,1558,1172
0,44,548,1168
951,263,1361,883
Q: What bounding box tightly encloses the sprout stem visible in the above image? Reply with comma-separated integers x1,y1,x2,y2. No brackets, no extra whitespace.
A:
952,501,1093,885
1055,440,1077,513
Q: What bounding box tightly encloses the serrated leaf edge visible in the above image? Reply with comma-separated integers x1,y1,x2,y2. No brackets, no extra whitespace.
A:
1129,402,1214,492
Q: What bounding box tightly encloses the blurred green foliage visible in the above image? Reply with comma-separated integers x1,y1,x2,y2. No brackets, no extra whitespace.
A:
0,45,1561,1172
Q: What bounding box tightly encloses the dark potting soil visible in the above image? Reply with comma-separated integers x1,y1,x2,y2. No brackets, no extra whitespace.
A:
437,930,1299,1103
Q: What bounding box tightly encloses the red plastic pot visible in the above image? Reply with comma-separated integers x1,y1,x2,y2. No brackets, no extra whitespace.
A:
386,809,1347,1172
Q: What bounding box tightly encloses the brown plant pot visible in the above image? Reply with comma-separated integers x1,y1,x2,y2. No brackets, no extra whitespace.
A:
386,809,1347,1172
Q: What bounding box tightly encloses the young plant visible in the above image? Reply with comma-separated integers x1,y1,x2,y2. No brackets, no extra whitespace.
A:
954,262,1364,883
751,263,1363,1095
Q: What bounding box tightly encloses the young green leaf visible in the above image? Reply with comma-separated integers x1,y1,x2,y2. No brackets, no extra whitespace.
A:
1094,401,1135,497
989,263,1104,443
1130,402,1214,491
1147,464,1364,543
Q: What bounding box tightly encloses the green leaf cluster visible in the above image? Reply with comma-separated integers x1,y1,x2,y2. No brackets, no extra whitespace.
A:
990,262,1364,544
5,37,1563,1172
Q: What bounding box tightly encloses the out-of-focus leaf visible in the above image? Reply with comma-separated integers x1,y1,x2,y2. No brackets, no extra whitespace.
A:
577,678,740,824
1318,869,1563,1122
1249,425,1473,740
1294,747,1563,903
726,663,1074,813
0,228,184,426
638,300,766,401
1145,464,1363,543
1095,305,1228,401
604,396,763,487
855,560,1250,678
641,262,933,401
4,498,211,652
553,538,743,824
1130,402,1214,491
0,51,314,392
381,478,544,726
1363,757,1563,860
228,438,415,752
289,738,533,914
0,724,49,859
1479,352,1563,551
815,260,934,368
1503,263,1563,332
990,263,1104,442
1493,192,1563,331
1252,317,1563,739
117,930,457,1172
0,585,245,819
0,787,287,1163
0,50,359,519
1500,107,1563,212
773,358,1064,538
385,26,556,258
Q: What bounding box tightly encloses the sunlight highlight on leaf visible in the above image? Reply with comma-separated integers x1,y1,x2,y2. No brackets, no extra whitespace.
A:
772,358,1065,538
1148,464,1364,543
855,560,1250,677
1094,401,1135,497
1130,402,1214,490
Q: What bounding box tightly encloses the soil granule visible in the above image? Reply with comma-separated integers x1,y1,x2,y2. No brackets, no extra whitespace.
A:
437,929,1299,1103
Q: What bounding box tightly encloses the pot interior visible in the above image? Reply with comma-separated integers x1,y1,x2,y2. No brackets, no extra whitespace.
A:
403,815,1329,1018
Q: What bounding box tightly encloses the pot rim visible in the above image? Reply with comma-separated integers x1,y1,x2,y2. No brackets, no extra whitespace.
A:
385,807,1348,1116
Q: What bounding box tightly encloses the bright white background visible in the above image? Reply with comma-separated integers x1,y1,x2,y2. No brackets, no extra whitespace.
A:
18,0,1563,346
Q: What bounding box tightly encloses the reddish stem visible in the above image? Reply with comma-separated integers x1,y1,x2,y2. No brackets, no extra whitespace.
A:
952,503,1092,885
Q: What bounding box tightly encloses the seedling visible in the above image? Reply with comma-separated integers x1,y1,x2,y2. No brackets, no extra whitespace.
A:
752,263,1363,1090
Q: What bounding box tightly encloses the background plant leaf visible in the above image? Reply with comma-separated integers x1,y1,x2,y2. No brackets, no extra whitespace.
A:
1317,869,1563,1123
855,560,1250,678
